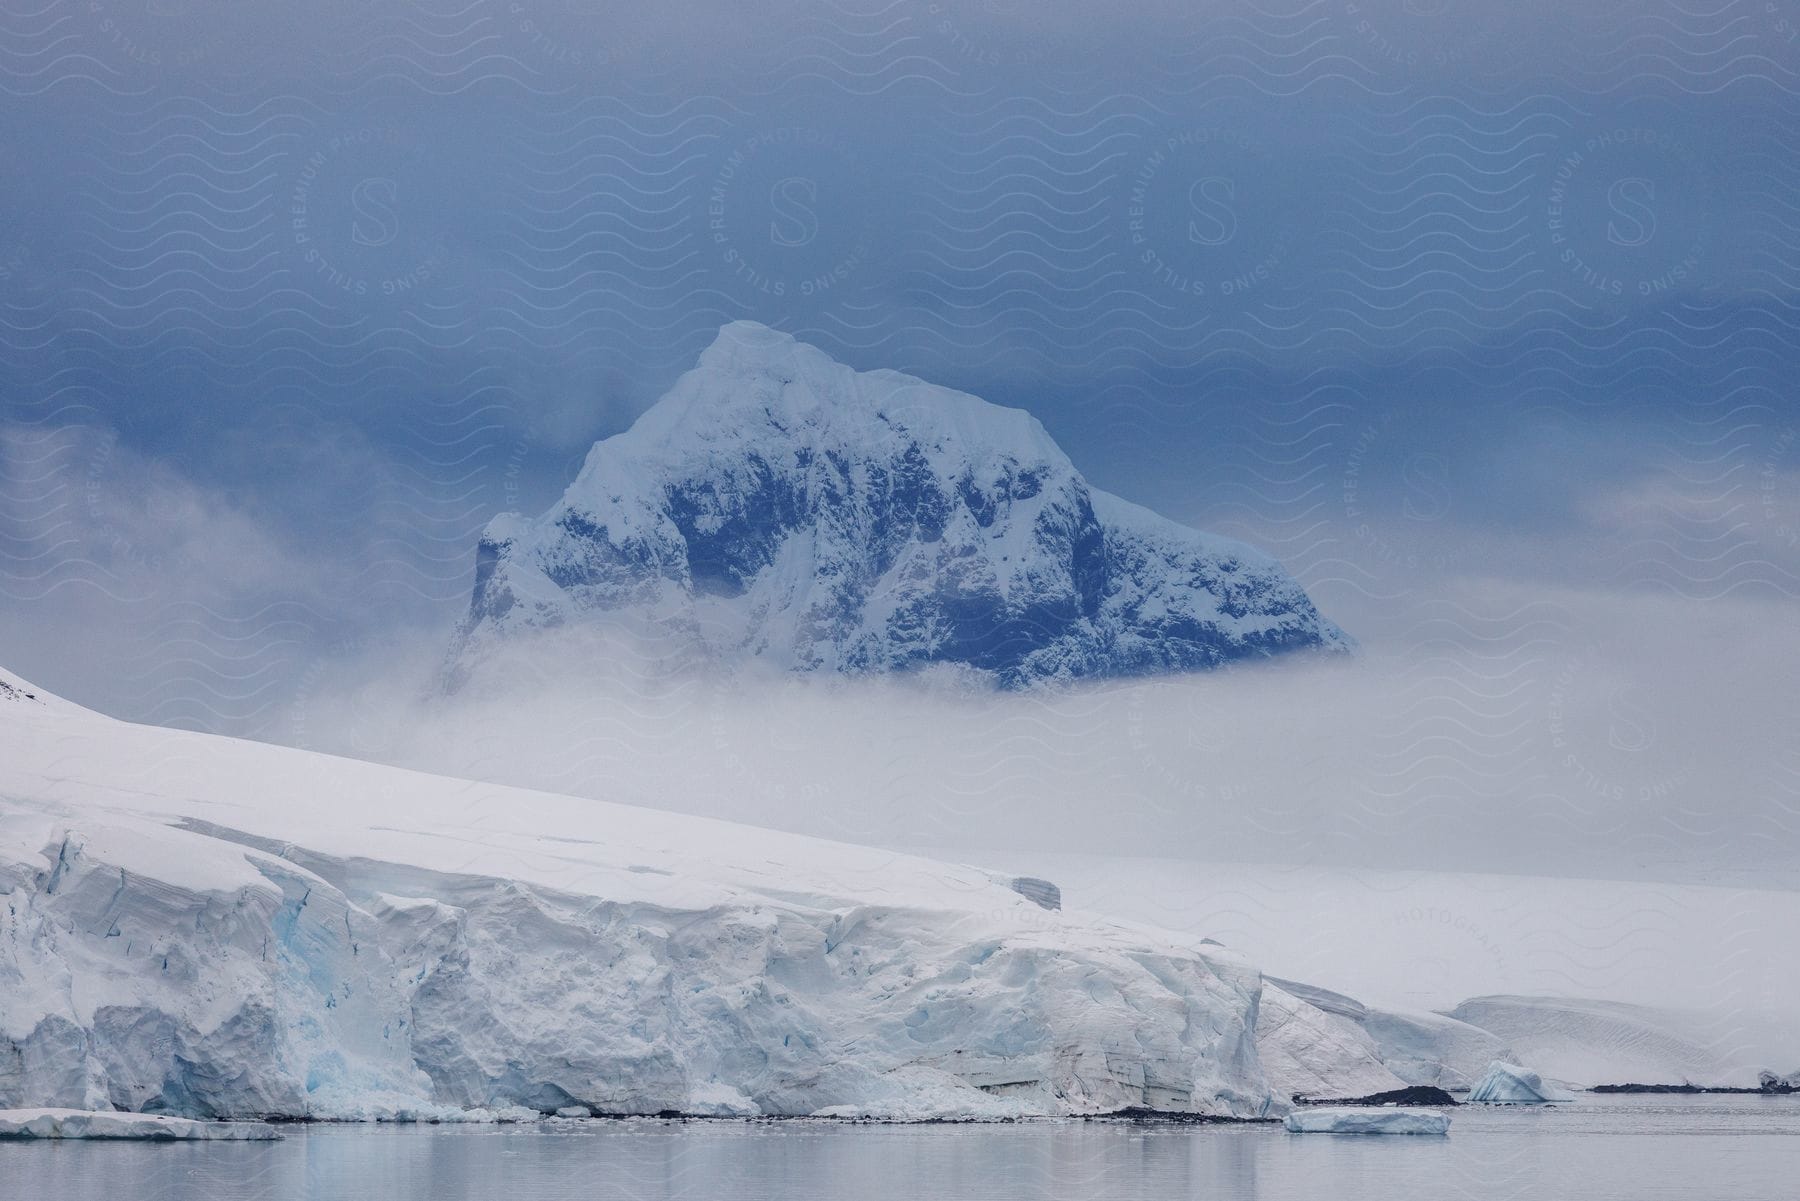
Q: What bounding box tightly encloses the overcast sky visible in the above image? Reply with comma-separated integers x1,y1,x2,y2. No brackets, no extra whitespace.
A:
3,1,1799,884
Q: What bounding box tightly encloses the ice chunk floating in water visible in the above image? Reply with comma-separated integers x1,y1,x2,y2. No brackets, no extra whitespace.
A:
1466,1061,1573,1103
0,1108,280,1140
1284,1107,1450,1135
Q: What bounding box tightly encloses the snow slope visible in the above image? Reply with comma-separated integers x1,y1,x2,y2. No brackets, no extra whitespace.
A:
946,851,1800,1051
942,849,1800,1089
448,321,1348,689
10,664,1760,1116
1254,982,1408,1101
1354,1009,1518,1092
0,669,1283,1121
1264,978,1514,1093
1446,996,1774,1089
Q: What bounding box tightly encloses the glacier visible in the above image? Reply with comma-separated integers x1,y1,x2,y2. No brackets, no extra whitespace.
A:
1447,995,1768,1090
1254,982,1410,1101
9,665,1737,1122
1267,977,1517,1093
2,667,1296,1121
447,321,1349,690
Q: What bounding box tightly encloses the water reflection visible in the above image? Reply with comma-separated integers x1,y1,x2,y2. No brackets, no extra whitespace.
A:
2,1097,1795,1201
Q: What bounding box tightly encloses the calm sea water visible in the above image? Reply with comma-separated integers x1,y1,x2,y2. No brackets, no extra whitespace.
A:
3,1096,1795,1201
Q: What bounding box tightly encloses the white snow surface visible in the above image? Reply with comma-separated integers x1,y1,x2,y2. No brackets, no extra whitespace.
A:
0,1108,279,1139
1447,996,1771,1089
0,674,1290,1122
1257,978,1513,1093
0,668,68,711
8,665,1725,1121
1465,1060,1574,1103
1355,1008,1517,1092
940,850,1800,1086
1254,983,1408,1101
450,321,1348,689
1283,1107,1450,1135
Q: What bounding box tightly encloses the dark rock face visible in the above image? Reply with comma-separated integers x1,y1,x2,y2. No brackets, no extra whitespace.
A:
0,677,40,704
1591,1081,1797,1095
449,322,1350,689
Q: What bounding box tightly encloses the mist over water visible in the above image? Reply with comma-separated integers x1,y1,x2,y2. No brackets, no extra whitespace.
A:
289,567,1797,889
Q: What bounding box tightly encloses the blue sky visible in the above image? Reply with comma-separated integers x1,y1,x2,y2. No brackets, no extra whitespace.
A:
2,1,1799,878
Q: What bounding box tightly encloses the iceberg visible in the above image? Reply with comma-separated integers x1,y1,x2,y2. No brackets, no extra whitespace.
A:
0,1108,279,1140
1465,1060,1573,1103
1284,1107,1450,1135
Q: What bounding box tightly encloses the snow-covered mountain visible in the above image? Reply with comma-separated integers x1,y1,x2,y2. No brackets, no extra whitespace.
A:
448,322,1349,689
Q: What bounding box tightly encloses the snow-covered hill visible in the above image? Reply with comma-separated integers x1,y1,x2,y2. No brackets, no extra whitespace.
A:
1446,996,1775,1089
1265,978,1515,1093
448,321,1348,689
1253,982,1411,1100
2,668,1305,1121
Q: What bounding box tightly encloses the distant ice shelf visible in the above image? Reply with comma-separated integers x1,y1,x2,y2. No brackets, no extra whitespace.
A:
1,666,1289,1122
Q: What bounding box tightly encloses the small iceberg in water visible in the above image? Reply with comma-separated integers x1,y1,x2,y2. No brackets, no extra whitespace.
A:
1284,1107,1450,1135
1466,1061,1574,1103
0,1109,281,1140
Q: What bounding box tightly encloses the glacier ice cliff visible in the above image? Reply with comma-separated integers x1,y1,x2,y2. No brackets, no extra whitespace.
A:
448,321,1349,690
2,670,1290,1121
0,667,1614,1122
1267,977,1516,1093
1254,982,1410,1101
